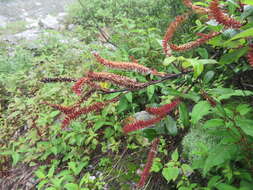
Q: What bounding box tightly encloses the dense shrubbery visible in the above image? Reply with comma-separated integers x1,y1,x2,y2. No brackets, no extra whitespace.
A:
1,0,253,190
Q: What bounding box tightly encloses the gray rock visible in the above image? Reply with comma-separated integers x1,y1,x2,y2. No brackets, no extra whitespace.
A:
39,14,61,30
134,111,155,121
0,15,7,28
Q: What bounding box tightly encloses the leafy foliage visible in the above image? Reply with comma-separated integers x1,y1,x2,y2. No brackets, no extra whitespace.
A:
1,0,253,189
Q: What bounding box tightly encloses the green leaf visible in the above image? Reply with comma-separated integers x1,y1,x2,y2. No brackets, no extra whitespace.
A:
164,116,178,136
64,183,79,190
12,152,20,166
203,71,215,84
179,103,190,127
125,92,132,103
163,56,177,66
204,144,236,174
117,97,128,112
147,85,155,100
216,183,238,190
191,101,212,124
219,47,248,65
225,27,253,42
171,149,179,161
47,165,55,178
35,170,46,179
242,0,253,5
236,104,252,115
162,167,180,182
181,164,193,174
236,119,253,137
203,119,224,129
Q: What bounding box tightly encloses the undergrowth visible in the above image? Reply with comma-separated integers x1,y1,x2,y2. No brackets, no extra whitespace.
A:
1,0,253,190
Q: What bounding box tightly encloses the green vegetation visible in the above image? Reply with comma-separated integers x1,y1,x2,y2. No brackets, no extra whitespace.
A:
1,0,253,189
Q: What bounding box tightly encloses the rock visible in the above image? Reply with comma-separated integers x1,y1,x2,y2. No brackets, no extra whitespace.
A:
134,111,155,121
0,15,7,28
14,29,40,41
67,24,76,31
1,29,40,44
38,14,61,30
57,12,68,22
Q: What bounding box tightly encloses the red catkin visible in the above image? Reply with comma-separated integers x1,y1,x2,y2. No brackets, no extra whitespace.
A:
93,52,159,75
87,71,145,89
169,31,220,51
42,102,75,115
40,77,77,83
247,46,253,67
209,0,242,28
72,77,107,96
123,115,165,134
183,0,210,14
61,96,120,128
163,14,188,56
136,138,160,188
146,99,181,116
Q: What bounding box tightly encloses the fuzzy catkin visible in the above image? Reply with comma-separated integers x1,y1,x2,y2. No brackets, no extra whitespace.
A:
87,71,145,89
162,14,188,56
209,0,242,28
247,47,253,67
146,99,181,116
136,138,160,188
169,32,220,51
93,52,153,75
123,115,165,133
183,0,210,14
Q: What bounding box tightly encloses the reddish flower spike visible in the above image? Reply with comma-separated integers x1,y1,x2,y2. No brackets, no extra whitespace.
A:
42,102,75,115
163,14,188,56
247,46,253,67
136,138,160,188
146,99,181,116
61,96,120,129
169,31,220,51
183,0,210,14
209,0,242,28
93,52,161,76
87,71,145,89
123,115,165,134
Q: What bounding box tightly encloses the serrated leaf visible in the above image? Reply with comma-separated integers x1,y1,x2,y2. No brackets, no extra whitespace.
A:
47,165,55,178
64,183,79,190
162,167,179,182
35,170,46,179
191,101,212,124
171,149,179,161
216,183,238,190
179,103,190,127
164,116,177,136
236,104,252,115
203,119,224,129
125,92,132,103
163,56,177,66
12,152,20,166
203,71,215,83
236,119,253,137
219,47,248,65
225,27,253,42
147,85,155,100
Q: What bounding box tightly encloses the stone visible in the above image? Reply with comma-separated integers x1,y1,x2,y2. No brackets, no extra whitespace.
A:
39,14,60,30
0,15,7,28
